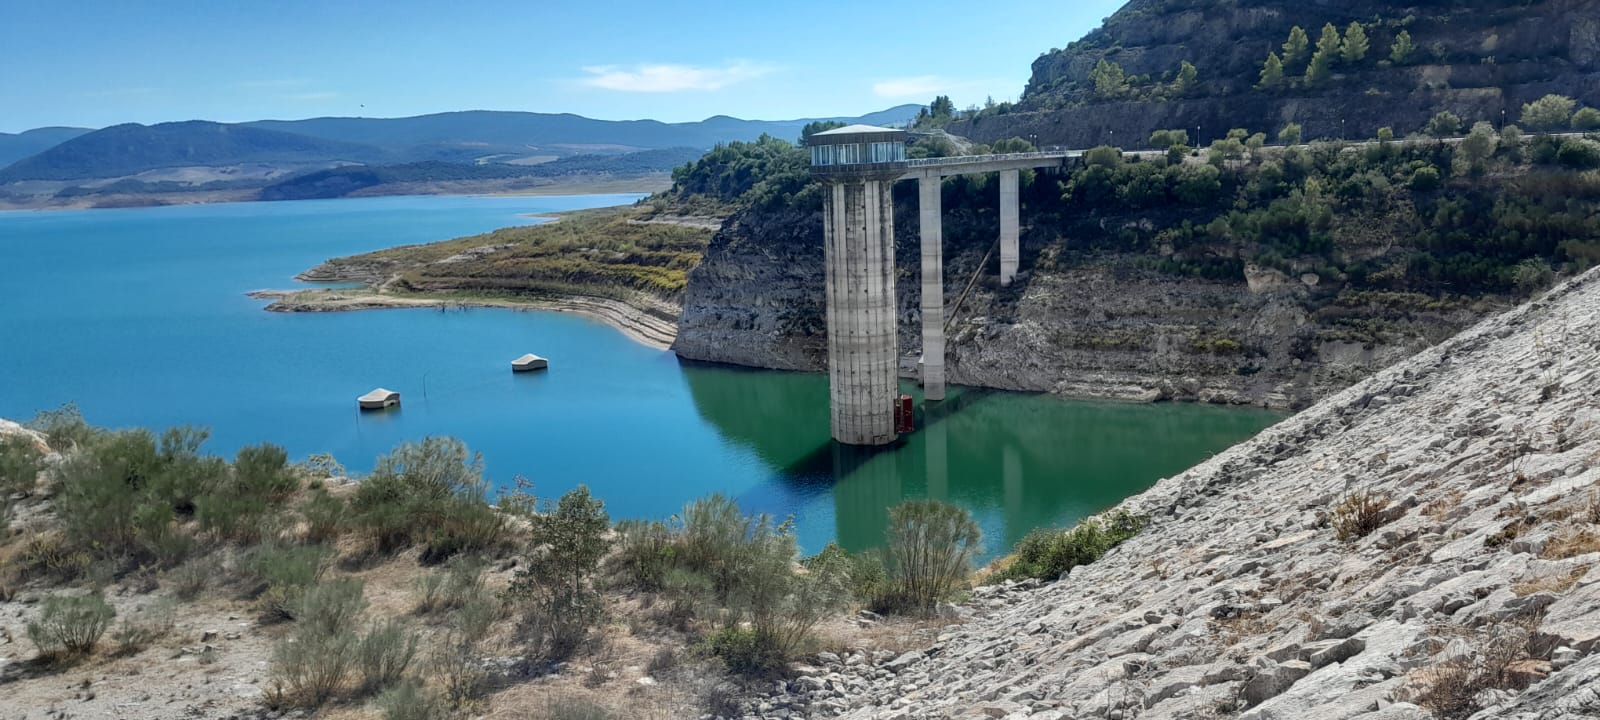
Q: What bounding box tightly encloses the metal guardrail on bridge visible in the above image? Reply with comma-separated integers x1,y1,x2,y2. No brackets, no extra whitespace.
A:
903,150,1081,169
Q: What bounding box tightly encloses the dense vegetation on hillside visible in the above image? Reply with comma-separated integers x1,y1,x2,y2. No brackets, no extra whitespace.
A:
314,207,712,300
660,100,1600,314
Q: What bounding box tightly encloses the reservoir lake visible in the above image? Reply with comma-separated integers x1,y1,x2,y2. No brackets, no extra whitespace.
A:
0,194,1281,557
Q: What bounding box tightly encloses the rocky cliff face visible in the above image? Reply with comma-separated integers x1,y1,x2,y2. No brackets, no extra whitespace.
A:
748,265,1600,720
953,0,1600,147
674,199,1491,409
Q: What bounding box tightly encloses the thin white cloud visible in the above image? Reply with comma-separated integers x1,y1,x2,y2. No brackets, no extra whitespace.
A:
872,76,949,99
578,61,774,92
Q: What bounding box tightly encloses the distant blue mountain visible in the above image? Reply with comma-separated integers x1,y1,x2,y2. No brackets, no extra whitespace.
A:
240,105,923,161
0,121,386,182
0,105,924,183
0,127,93,168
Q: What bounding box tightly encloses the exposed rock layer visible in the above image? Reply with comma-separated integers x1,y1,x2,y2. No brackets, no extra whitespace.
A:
957,0,1600,147
674,202,1490,409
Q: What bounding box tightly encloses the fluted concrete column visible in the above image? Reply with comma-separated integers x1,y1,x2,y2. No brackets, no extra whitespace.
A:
918,172,946,402
823,178,899,446
999,168,1019,286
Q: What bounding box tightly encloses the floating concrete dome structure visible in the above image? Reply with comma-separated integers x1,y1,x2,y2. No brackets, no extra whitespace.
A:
358,387,400,410
809,125,907,446
511,353,548,372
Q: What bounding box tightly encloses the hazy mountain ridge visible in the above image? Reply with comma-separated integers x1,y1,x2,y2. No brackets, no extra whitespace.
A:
0,105,923,186
0,127,93,169
0,121,387,183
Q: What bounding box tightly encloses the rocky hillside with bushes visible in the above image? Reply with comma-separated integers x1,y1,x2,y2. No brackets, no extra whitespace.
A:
952,0,1600,147
750,264,1600,719
675,120,1600,408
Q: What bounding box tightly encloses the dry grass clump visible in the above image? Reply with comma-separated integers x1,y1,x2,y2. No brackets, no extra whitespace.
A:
1415,620,1540,720
1510,566,1590,596
1331,490,1391,542
1540,527,1600,560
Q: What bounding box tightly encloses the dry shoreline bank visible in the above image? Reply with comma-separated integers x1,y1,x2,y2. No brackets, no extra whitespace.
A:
248,288,679,350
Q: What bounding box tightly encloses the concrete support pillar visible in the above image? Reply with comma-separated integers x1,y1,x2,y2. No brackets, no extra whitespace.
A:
918,173,946,402
999,168,1019,286
823,178,899,446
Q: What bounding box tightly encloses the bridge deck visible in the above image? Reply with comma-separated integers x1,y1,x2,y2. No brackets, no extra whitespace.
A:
898,150,1080,180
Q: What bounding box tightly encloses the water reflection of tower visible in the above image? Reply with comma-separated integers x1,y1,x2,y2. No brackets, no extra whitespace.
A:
830,443,903,552
924,397,950,501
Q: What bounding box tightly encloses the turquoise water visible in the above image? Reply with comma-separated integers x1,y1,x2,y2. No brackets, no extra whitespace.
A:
0,195,1281,557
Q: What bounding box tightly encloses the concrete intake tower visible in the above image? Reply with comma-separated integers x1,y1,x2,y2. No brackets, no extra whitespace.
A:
809,125,908,446
806,123,1077,446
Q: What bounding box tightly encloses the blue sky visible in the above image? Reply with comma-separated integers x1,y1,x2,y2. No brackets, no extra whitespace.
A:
0,0,1123,133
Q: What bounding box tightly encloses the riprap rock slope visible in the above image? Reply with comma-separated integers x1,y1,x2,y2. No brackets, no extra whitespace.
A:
777,266,1600,718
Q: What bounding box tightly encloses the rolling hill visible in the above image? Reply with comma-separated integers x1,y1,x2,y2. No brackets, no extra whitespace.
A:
0,121,387,182
0,127,93,169
0,105,923,186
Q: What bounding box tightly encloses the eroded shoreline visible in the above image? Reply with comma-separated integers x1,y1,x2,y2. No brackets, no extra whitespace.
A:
248,288,679,350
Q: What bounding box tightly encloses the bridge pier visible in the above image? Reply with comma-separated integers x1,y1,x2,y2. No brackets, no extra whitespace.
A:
809,125,1073,441
918,172,946,402
999,168,1019,286
823,178,900,446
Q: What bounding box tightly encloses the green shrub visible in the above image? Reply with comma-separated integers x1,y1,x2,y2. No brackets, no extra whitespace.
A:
195,491,281,544
0,435,43,529
506,486,610,664
807,542,891,609
883,500,982,614
704,626,787,677
247,544,330,620
111,598,176,655
300,485,346,544
1425,111,1461,138
234,443,298,501
1410,165,1442,192
415,554,487,614
26,403,94,450
607,519,675,591
350,438,504,559
0,434,42,493
1557,139,1600,170
1574,107,1600,131
270,579,366,706
678,493,747,600
431,629,489,707
271,623,359,706
374,678,448,720
996,509,1150,582
167,554,218,600
53,431,150,554
292,578,367,634
421,496,504,565
357,619,419,695
28,592,115,656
